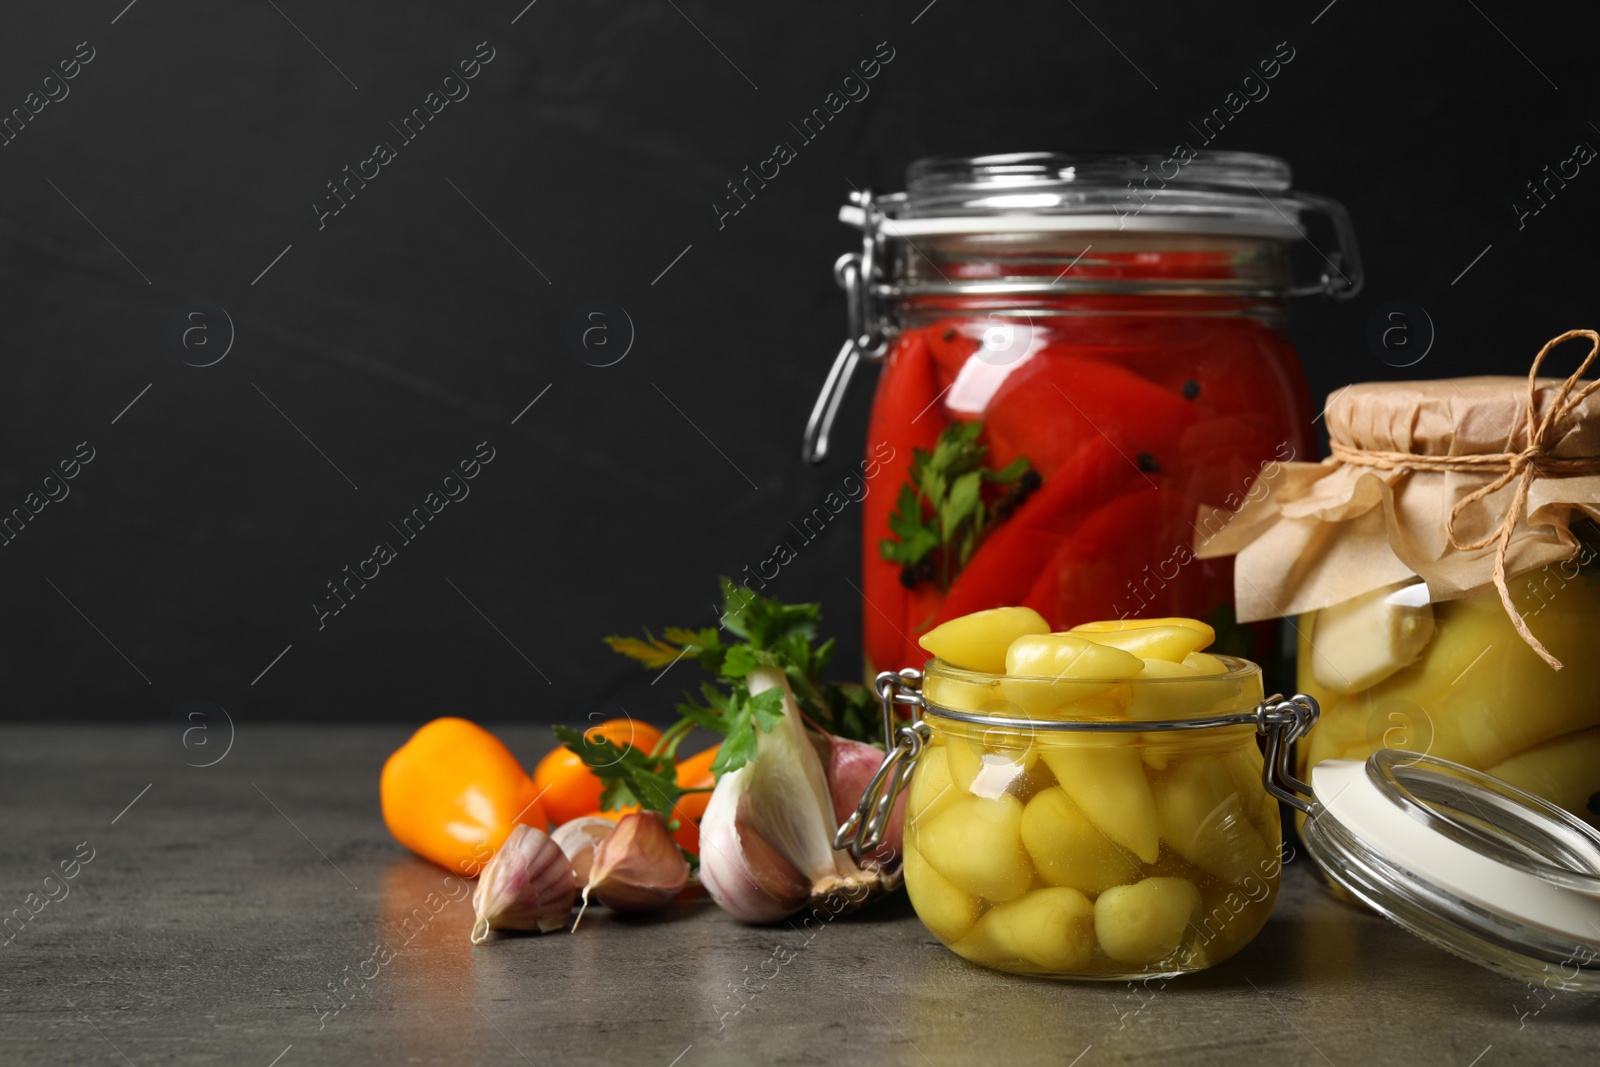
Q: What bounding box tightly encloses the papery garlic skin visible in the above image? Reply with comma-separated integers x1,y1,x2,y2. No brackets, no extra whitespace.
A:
470,825,577,944
698,772,812,922
699,668,889,924
551,816,616,888
584,811,689,913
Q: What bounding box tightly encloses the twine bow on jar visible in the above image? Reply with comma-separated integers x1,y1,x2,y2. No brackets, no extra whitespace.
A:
1328,329,1600,670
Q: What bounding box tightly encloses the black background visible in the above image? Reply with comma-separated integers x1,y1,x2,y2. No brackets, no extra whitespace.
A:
1,0,1595,725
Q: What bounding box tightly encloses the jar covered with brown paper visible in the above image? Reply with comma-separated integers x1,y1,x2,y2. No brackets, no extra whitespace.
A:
1197,330,1600,830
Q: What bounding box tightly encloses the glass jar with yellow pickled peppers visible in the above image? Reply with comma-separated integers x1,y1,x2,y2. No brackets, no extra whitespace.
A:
1197,331,1600,834
801,152,1364,679
836,608,1298,979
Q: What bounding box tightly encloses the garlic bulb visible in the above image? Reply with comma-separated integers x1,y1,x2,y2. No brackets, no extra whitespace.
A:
551,816,616,888
699,667,889,923
470,825,576,943
579,811,689,923
825,734,905,869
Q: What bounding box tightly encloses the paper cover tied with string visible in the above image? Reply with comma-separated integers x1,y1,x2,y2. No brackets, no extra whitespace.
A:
1197,329,1600,671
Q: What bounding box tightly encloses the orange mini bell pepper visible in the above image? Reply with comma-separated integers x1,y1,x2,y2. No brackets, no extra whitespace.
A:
380,717,548,877
673,743,720,855
671,743,719,822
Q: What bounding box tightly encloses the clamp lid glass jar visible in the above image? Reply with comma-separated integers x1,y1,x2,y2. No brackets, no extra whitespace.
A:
841,650,1290,980
806,152,1364,678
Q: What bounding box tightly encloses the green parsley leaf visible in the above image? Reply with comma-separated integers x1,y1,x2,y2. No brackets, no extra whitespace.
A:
879,417,1036,591
941,469,983,544
604,579,884,789
674,681,735,733
719,644,765,679
552,725,686,817
602,632,689,671
708,686,785,777
719,577,821,651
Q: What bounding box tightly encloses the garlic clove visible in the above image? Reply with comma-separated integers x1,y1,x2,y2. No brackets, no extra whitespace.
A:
698,780,813,923
582,811,689,916
741,669,853,885
551,816,616,888
470,825,577,944
824,734,905,866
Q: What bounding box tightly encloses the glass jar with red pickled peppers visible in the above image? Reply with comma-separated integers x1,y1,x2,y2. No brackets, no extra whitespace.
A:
801,152,1364,679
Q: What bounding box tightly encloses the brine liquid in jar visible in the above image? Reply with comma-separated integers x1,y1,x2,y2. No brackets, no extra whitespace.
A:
905,724,1282,978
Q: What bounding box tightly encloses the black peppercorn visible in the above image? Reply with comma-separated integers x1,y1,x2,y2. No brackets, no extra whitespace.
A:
1182,380,1200,400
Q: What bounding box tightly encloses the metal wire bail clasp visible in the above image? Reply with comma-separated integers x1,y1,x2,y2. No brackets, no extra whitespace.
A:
833,669,927,856
1285,192,1365,301
1255,692,1321,815
802,188,890,464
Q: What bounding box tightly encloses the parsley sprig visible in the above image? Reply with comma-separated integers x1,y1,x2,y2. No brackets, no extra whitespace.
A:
554,581,877,832
605,578,876,760
551,724,695,815
880,419,1037,591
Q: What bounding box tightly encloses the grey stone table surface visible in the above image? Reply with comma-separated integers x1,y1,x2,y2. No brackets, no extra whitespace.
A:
2,725,1596,1067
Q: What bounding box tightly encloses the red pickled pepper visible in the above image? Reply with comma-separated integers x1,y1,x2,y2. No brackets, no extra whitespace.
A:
860,331,947,673
1020,485,1212,624
1043,314,1315,454
1169,416,1283,508
932,435,1139,624
981,356,1202,479
923,321,983,382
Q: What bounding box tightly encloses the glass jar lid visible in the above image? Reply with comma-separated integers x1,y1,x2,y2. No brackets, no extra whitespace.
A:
840,151,1329,240
1303,750,1600,991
